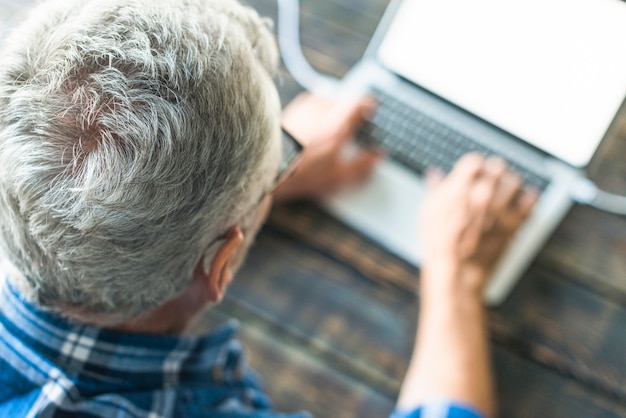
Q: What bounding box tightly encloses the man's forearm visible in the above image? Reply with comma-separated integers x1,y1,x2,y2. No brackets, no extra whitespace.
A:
396,263,495,417
394,154,533,417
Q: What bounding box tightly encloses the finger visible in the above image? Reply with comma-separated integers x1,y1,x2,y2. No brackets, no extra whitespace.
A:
469,156,506,212
289,92,339,110
478,156,508,211
286,91,315,108
491,171,523,212
516,189,539,220
425,167,445,189
337,149,382,185
498,186,539,232
280,93,327,136
328,96,377,147
446,153,485,192
481,157,513,213
281,93,337,127
463,157,506,236
280,92,315,119
482,156,508,180
436,153,486,247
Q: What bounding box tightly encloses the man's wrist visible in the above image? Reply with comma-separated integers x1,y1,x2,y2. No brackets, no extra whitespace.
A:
420,260,488,303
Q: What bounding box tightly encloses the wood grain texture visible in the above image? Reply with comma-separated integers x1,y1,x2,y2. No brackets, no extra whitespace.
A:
192,223,626,417
228,228,417,396
493,346,626,418
190,306,396,418
267,202,626,404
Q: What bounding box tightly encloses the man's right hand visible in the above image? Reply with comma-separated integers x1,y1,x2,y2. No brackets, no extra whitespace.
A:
420,153,538,297
396,154,538,418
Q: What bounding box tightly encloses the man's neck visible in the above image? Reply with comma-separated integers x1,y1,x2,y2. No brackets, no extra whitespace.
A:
111,275,210,335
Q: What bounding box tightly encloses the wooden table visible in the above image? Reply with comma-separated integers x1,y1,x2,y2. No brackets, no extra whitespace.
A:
193,1,626,417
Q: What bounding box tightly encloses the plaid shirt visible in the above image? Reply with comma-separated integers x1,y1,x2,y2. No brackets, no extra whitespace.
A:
0,278,311,417
0,277,481,418
391,403,482,418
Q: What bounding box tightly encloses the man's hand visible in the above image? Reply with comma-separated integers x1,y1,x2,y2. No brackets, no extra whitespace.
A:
273,93,381,202
420,153,538,296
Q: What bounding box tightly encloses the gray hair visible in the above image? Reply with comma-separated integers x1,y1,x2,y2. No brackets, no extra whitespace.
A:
0,0,281,324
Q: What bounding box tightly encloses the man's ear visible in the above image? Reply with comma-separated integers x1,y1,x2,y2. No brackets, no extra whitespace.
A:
197,226,244,304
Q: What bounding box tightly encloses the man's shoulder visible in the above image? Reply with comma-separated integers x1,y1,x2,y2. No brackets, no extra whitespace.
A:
0,280,309,418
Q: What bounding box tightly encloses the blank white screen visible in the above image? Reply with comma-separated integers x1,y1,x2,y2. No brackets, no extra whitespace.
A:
379,0,626,167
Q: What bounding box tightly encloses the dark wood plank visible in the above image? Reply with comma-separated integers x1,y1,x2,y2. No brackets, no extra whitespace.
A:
189,223,626,417
306,0,389,24
189,307,626,418
247,0,387,82
189,306,396,418
262,203,626,408
538,204,626,300
587,107,626,193
228,226,418,396
493,346,626,418
268,203,419,293
493,266,626,403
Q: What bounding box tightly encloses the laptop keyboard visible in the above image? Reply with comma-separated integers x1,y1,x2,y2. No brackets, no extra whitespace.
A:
358,89,551,191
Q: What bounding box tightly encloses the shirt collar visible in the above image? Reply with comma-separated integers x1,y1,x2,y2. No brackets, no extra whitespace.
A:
0,277,245,389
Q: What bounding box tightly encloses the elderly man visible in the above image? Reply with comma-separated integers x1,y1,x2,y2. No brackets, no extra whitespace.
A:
0,0,535,417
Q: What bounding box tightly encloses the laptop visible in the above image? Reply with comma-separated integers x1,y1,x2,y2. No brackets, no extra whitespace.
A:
324,0,626,304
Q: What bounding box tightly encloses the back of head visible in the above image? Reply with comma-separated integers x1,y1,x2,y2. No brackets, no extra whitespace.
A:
0,0,280,325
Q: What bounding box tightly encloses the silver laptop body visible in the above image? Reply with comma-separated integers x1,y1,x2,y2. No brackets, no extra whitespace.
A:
325,0,626,304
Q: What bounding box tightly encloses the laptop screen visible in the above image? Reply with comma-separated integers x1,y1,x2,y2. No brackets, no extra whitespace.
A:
378,0,626,167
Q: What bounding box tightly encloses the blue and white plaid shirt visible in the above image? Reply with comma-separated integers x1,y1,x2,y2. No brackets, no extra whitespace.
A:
0,277,481,418
0,278,311,417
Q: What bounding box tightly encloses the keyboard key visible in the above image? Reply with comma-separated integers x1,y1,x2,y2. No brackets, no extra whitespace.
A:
358,89,550,191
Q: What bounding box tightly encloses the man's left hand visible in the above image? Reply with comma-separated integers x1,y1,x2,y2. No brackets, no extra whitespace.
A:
273,93,381,202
